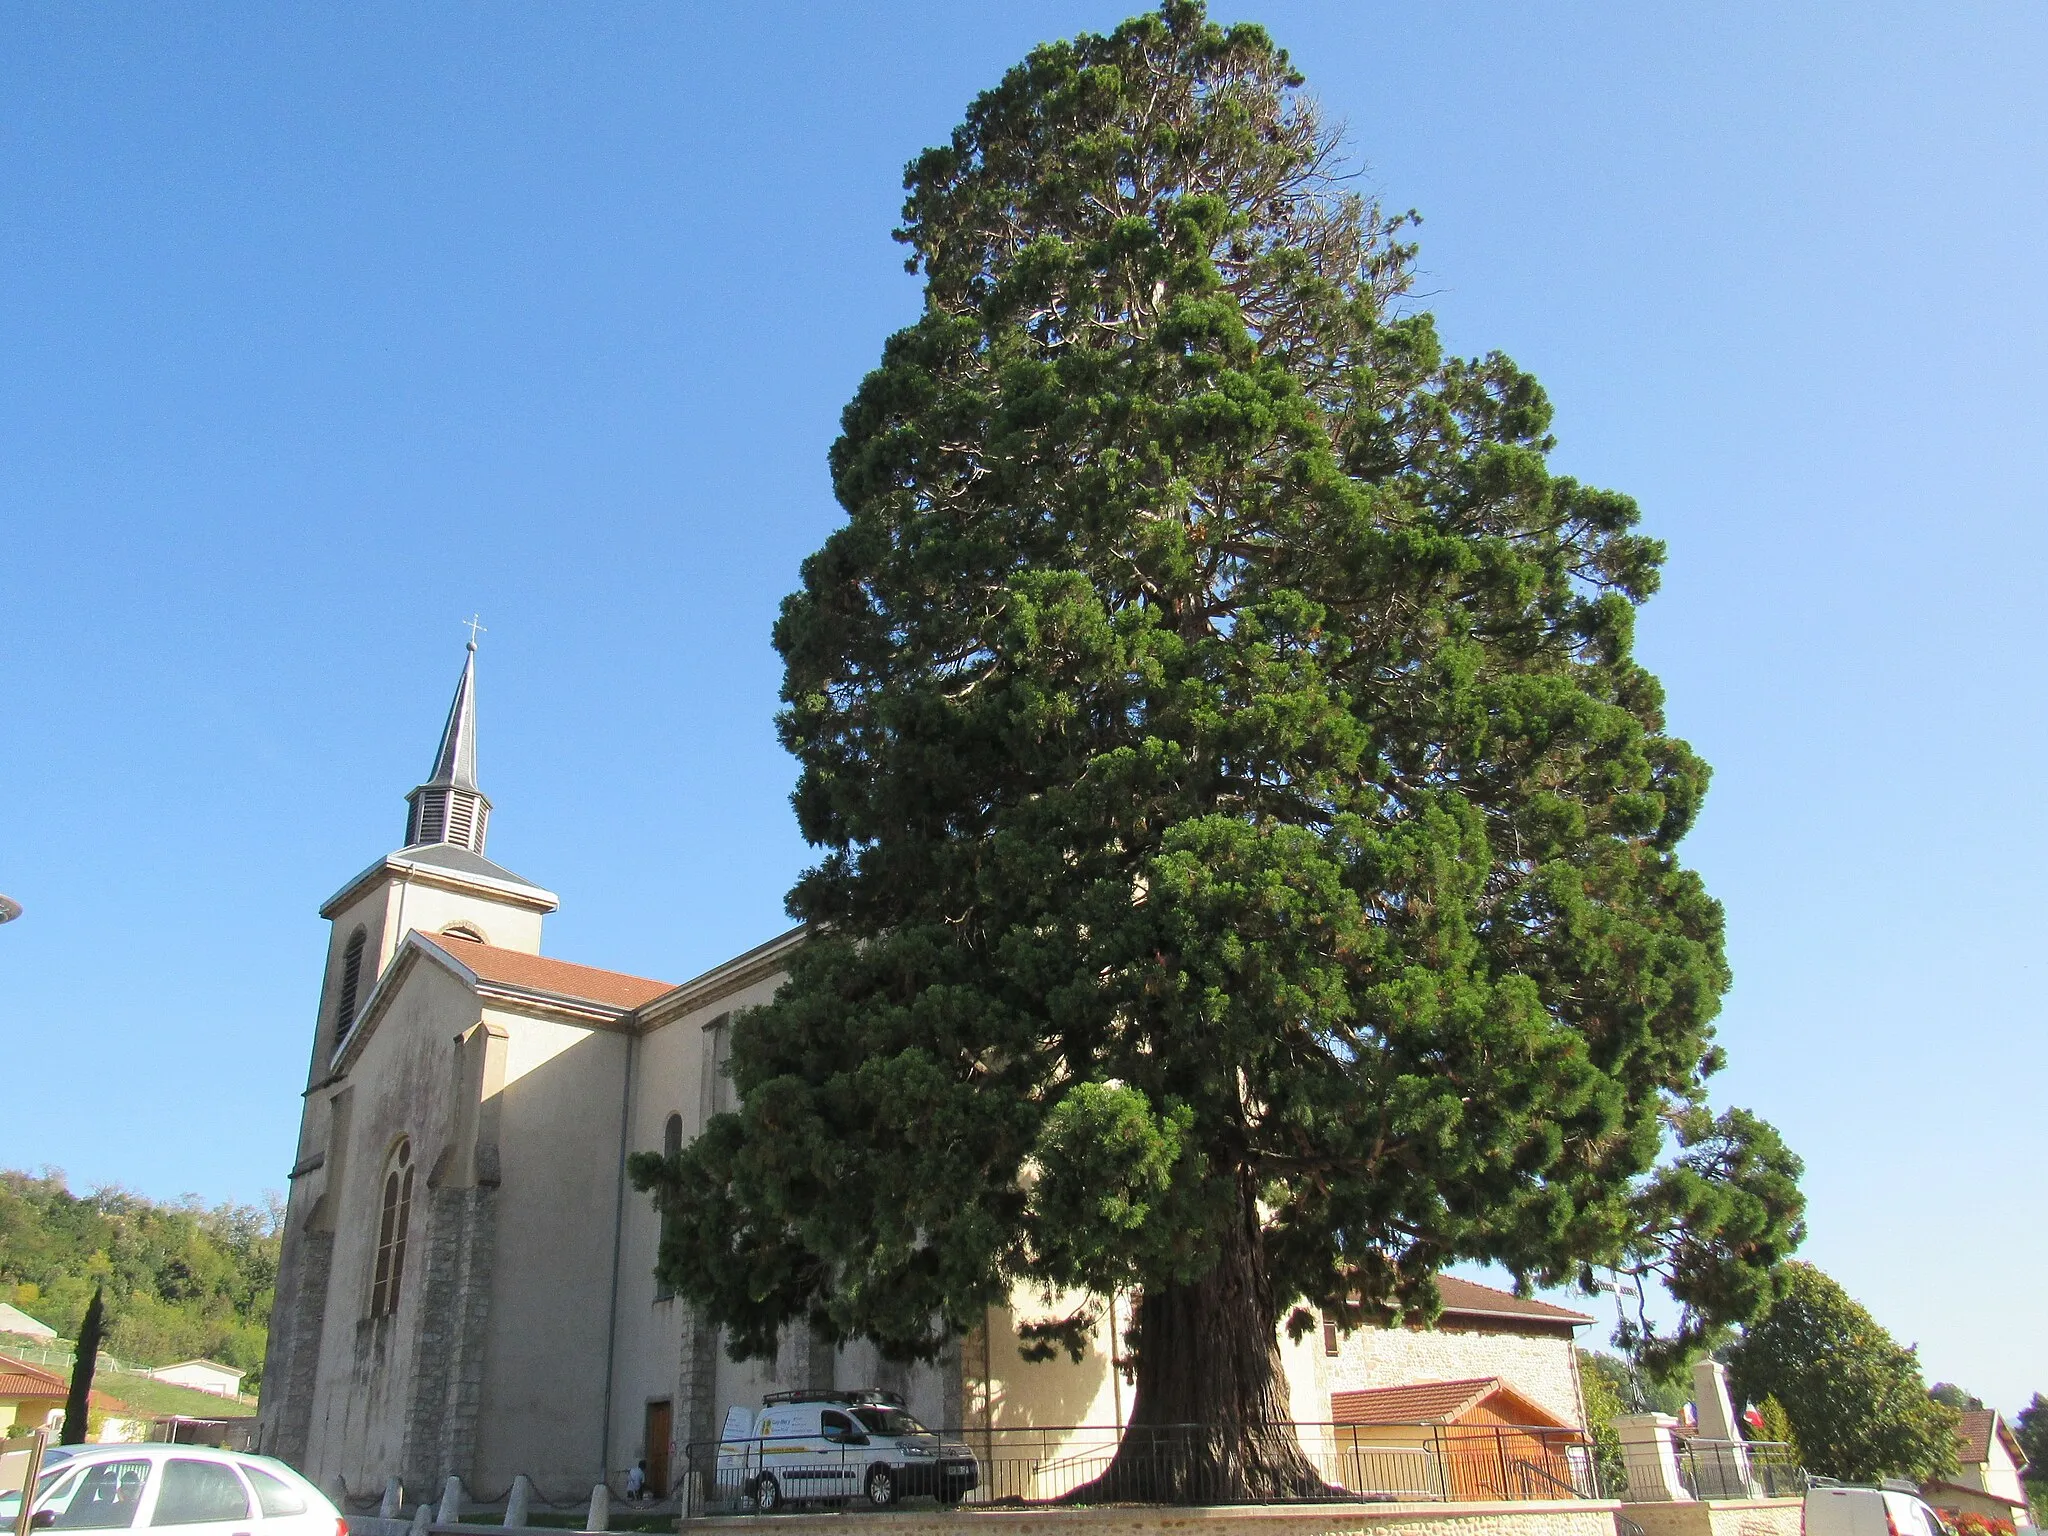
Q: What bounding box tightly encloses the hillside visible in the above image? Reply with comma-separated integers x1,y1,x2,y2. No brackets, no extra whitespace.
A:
0,1170,278,1393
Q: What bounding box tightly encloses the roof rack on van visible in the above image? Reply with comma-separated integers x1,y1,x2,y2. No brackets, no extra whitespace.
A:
761,1389,907,1408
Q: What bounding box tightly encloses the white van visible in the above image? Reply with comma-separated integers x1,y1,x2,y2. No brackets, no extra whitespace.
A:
1805,1481,1950,1536
717,1390,978,1512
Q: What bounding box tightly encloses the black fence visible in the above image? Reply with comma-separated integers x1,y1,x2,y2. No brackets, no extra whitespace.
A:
682,1420,1616,1515
1611,1439,1805,1503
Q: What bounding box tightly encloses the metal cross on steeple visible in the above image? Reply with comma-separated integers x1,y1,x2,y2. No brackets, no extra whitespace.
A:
463,613,487,647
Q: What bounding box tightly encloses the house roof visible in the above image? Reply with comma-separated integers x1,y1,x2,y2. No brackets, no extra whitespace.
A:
154,1359,242,1377
1923,1479,2029,1512
1330,1376,1575,1431
1434,1276,1594,1327
0,1355,69,1399
416,931,674,1012
0,1302,57,1339
1956,1410,2027,1472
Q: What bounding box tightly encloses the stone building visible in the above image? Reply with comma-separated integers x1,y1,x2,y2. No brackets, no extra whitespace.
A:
259,648,1593,1508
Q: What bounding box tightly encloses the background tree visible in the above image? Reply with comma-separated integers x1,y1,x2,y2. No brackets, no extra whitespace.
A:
1728,1263,1958,1483
634,0,1802,1500
1748,1396,1804,1466
2014,1395,2046,1523
1930,1383,1986,1412
60,1286,102,1446
0,1170,279,1388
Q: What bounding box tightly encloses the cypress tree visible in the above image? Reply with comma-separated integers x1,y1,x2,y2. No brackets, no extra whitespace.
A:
60,1286,103,1446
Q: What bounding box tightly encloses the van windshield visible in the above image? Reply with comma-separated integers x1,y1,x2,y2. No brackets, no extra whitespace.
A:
853,1408,929,1438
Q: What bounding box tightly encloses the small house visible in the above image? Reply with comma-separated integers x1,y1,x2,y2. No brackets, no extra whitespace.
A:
145,1360,245,1399
1329,1376,1586,1500
1922,1409,2031,1526
0,1356,69,1433
0,1305,57,1342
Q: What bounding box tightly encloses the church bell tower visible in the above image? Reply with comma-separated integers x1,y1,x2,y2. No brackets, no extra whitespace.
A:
305,641,560,1082
404,641,490,853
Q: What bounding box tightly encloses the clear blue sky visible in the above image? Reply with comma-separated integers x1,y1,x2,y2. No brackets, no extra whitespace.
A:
3,4,2041,1413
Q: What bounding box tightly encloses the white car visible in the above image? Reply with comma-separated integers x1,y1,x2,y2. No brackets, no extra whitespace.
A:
11,1445,343,1536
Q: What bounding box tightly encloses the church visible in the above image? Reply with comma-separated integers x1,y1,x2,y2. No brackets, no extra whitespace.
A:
257,647,1595,1510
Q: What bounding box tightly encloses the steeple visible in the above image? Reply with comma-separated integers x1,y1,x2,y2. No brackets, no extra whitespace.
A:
405,642,492,854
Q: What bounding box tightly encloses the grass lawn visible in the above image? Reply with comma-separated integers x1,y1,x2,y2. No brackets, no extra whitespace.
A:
95,1371,257,1421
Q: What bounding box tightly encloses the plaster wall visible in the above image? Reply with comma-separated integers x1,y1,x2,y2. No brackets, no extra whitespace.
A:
310,877,546,1092
387,883,545,957
469,1008,629,1496
1976,1442,2029,1508
301,959,478,1501
607,967,786,1488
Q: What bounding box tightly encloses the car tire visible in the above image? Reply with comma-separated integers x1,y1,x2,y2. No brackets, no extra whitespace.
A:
753,1475,783,1514
938,1488,964,1507
865,1467,896,1509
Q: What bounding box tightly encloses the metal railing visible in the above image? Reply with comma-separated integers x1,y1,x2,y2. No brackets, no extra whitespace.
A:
1614,1439,1806,1502
1674,1439,1807,1500
682,1420,1608,1514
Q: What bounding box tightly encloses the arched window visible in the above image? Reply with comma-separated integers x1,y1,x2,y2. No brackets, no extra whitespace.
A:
370,1139,413,1318
653,1113,684,1301
336,928,368,1034
440,923,487,945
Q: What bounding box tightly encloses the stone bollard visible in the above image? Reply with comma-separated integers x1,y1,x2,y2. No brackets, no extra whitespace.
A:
438,1477,465,1526
1614,1414,1694,1501
587,1483,610,1533
504,1475,532,1529
410,1503,432,1536
381,1480,404,1521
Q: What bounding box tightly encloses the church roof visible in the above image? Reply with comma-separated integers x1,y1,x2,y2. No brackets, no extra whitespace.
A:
416,930,674,1012
396,842,544,890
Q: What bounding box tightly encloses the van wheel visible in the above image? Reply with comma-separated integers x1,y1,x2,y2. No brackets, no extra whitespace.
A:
752,1475,783,1514
865,1467,896,1508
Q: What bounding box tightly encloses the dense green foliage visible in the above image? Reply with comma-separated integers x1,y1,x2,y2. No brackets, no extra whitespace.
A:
1748,1394,1805,1465
1578,1351,1631,1493
0,1172,277,1389
1930,1382,1986,1412
2016,1395,2046,1512
1728,1263,1957,1483
633,1,1802,1463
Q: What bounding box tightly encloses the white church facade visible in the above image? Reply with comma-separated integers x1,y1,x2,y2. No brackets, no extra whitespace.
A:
258,648,1593,1509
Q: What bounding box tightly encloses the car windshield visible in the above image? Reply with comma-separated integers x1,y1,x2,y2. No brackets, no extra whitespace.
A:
853,1407,928,1438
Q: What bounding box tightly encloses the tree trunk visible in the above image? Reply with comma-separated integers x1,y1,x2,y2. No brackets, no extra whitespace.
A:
1067,1182,1330,1503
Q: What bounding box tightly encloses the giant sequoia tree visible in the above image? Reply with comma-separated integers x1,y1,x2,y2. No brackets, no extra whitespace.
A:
634,2,1802,1500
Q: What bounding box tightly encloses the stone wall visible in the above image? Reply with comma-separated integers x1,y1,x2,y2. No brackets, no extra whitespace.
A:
429,1501,1624,1536
1621,1499,1803,1536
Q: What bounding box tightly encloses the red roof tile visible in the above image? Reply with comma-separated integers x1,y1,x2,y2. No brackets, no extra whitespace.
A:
1332,1378,1503,1425
1331,1376,1576,1432
417,931,673,1011
0,1355,68,1399
1434,1276,1594,1326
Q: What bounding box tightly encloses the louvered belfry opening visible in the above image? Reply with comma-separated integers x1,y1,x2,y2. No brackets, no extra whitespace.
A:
403,642,493,855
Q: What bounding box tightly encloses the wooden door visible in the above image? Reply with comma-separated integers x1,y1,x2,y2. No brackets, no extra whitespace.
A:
644,1399,673,1497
